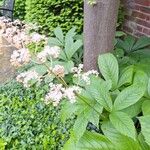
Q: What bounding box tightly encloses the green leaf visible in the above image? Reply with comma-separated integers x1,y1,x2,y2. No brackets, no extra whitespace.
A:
115,31,126,37
66,27,76,40
77,131,115,150
138,133,150,150
98,53,119,89
60,101,77,123
147,78,150,97
133,70,148,88
66,40,82,59
102,121,141,150
132,36,150,51
54,27,64,43
114,85,145,111
138,115,150,146
122,100,143,118
109,111,136,140
86,77,112,112
71,112,89,143
117,36,136,53
142,100,150,116
48,37,63,47
118,65,134,87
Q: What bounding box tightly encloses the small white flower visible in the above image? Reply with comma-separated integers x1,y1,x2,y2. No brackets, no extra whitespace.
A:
44,84,64,106
52,65,65,77
63,86,81,103
10,48,31,67
45,45,60,59
31,32,44,43
16,70,39,87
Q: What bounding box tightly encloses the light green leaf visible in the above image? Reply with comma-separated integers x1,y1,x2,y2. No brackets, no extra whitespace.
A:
98,53,118,89
138,133,150,150
29,65,47,76
122,100,143,118
66,27,76,40
86,77,112,112
54,27,64,43
147,78,150,97
48,37,63,47
114,85,145,111
71,111,89,143
109,111,136,140
118,66,134,87
142,100,150,116
77,131,115,150
139,115,150,146
66,40,82,59
102,121,141,150
60,101,77,123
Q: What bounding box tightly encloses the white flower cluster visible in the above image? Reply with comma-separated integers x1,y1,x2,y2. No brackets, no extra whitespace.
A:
37,46,61,63
0,17,46,49
31,32,46,43
52,65,65,77
72,64,99,85
45,83,81,106
16,70,40,88
10,48,31,67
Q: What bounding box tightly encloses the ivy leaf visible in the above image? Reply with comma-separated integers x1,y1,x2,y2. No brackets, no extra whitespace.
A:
138,115,150,146
109,111,136,140
142,100,150,116
98,53,119,89
114,85,145,111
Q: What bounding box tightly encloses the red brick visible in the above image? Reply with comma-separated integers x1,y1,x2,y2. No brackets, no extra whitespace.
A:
143,28,150,35
134,4,150,14
132,11,150,20
134,0,150,6
136,18,150,28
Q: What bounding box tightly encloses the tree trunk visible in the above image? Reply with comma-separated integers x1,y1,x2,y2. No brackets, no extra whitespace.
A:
83,0,120,71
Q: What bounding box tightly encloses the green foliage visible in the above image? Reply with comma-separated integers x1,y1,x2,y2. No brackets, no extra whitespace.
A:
61,53,150,149
14,0,26,20
114,36,150,74
25,0,83,36
0,81,74,149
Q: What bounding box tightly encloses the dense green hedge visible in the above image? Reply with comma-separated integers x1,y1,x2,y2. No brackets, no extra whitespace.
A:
13,0,124,35
14,0,26,20
25,0,83,35
0,81,73,149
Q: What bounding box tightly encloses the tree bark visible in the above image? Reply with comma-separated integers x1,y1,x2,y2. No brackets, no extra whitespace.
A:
84,0,120,71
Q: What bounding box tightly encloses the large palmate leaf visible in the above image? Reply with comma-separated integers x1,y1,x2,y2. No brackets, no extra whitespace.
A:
109,111,136,140
114,85,145,111
132,36,150,51
139,116,150,146
142,100,150,116
86,76,112,112
118,65,134,87
98,53,119,90
117,36,136,53
102,121,141,150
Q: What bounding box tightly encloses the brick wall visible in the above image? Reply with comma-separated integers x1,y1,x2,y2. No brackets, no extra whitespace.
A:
123,0,150,37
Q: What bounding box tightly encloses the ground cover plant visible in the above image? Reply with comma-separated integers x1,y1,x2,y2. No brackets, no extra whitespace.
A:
9,30,150,149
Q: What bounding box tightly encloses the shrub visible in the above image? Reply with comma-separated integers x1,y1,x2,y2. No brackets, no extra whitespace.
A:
25,0,83,36
14,0,26,20
0,81,74,149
